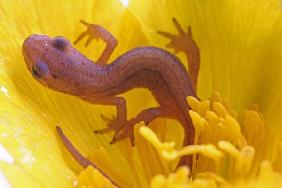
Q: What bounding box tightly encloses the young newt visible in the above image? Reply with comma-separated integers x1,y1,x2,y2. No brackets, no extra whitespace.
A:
22,18,200,167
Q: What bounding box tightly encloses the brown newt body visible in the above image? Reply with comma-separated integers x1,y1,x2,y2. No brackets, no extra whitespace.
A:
22,19,200,167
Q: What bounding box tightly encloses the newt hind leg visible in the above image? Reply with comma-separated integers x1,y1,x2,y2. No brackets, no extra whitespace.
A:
100,107,171,146
158,18,200,90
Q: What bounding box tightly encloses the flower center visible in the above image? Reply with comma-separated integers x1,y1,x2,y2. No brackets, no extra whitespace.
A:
140,91,281,187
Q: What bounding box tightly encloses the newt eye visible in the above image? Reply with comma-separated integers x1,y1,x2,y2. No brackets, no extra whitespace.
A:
52,36,69,51
32,60,50,79
35,61,49,73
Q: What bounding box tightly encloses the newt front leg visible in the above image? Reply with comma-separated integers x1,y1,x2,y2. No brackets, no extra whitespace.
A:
74,21,137,144
81,95,128,143
74,20,117,65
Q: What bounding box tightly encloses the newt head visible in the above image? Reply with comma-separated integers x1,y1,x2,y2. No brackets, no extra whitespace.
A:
22,34,70,80
22,34,82,94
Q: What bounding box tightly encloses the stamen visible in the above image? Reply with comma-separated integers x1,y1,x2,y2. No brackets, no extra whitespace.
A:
187,96,211,117
198,100,210,117
218,141,255,176
178,144,224,162
139,125,177,161
188,94,243,147
189,110,206,133
189,110,207,145
56,126,121,188
139,125,224,163
238,146,255,175
186,96,199,111
212,102,228,117
196,172,229,185
150,166,190,188
205,111,218,125
218,141,240,159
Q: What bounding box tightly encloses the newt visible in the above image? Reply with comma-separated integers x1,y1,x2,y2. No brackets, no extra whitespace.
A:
22,18,200,168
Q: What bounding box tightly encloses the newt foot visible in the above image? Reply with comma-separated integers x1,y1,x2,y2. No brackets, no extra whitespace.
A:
110,120,135,146
73,20,101,47
158,17,200,90
95,114,135,145
74,20,117,65
157,18,195,54
94,114,124,134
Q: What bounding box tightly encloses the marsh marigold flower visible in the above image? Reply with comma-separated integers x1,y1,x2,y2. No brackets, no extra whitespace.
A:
0,0,281,187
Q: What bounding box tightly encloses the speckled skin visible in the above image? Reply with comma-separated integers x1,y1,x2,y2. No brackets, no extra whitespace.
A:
22,20,199,167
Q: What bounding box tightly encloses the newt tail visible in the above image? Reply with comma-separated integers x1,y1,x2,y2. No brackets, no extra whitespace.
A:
56,126,121,188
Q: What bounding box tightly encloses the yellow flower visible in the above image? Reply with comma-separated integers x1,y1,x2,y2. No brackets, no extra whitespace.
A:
0,0,281,188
